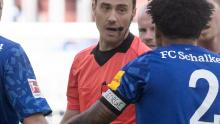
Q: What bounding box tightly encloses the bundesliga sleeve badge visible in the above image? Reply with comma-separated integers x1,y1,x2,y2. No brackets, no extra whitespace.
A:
28,79,44,98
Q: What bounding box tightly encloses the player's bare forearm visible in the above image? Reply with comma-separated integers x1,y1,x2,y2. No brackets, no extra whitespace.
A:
23,114,48,124
64,100,117,124
60,110,80,124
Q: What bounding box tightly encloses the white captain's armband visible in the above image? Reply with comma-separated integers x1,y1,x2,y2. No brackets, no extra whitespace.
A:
100,89,128,115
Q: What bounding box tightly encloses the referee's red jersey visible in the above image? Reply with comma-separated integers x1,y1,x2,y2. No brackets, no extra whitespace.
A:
67,33,151,124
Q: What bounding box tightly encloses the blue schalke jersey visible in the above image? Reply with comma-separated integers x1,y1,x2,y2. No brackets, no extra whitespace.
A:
115,44,220,124
0,36,51,124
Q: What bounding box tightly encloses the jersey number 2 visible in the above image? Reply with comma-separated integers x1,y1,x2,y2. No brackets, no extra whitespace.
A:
189,69,220,124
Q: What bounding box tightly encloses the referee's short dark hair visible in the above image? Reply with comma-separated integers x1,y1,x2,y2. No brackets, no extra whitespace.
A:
94,0,136,9
148,0,214,39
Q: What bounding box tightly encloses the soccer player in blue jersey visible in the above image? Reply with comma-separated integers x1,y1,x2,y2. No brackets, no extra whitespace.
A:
0,0,52,124
64,0,220,124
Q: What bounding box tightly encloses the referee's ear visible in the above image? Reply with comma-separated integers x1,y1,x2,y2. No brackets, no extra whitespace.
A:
0,0,3,20
92,0,97,19
92,0,97,11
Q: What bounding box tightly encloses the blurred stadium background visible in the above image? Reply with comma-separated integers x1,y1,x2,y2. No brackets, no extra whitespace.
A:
0,0,219,124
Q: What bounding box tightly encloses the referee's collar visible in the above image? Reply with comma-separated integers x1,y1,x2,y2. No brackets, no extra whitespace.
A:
91,33,134,66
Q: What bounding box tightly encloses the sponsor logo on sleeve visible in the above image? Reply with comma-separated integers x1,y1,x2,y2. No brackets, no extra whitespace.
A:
108,70,125,91
28,79,44,98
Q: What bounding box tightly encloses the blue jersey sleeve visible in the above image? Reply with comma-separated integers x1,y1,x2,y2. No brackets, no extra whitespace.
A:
3,45,52,121
108,54,151,103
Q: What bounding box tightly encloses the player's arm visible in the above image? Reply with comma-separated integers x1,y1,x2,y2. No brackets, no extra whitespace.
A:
64,100,118,124
60,110,80,124
4,45,52,123
65,88,130,124
23,114,48,124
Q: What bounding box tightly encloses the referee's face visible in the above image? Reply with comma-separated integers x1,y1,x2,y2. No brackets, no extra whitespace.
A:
93,0,136,47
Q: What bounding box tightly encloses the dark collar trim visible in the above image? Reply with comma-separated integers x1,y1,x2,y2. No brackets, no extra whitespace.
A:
91,33,134,66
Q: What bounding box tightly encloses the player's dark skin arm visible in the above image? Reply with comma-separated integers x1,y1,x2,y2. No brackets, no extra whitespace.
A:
64,100,118,124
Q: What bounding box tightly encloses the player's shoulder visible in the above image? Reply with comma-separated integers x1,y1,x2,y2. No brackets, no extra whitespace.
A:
0,36,22,56
129,36,151,55
123,50,152,70
0,36,20,49
127,46,162,67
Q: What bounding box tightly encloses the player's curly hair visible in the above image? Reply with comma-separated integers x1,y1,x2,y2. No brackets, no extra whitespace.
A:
147,0,214,39
94,0,136,9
